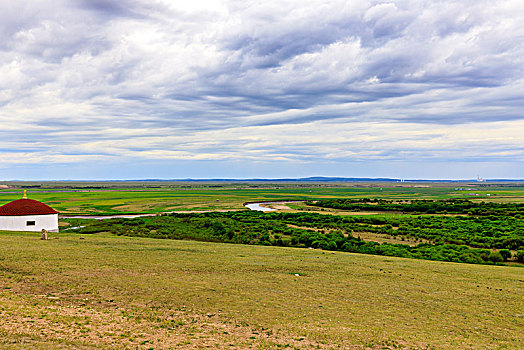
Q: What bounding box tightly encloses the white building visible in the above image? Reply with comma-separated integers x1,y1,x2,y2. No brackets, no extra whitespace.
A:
0,192,59,232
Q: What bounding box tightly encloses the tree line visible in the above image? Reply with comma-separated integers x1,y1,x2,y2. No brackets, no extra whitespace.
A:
309,198,524,216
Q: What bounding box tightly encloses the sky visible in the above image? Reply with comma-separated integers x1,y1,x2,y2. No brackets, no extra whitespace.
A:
1,0,523,180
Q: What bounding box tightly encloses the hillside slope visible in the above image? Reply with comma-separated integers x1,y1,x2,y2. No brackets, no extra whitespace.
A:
0,231,522,349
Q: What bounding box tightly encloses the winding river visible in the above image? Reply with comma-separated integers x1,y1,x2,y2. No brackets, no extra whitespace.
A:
61,214,157,220
243,201,303,212
244,202,277,212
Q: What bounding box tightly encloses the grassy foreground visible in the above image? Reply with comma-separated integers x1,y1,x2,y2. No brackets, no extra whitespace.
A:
1,231,523,349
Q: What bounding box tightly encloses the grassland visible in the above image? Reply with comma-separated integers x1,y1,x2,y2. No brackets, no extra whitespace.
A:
1,230,523,349
1,181,523,215
1,181,523,348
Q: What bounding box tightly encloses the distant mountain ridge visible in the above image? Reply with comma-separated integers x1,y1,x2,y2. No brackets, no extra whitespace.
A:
4,177,523,183
125,177,524,183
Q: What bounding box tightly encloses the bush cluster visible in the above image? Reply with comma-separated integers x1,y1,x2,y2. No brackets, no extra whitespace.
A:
310,198,524,216
68,209,523,265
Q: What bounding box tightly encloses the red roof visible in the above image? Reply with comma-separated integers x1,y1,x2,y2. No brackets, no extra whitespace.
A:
0,199,58,216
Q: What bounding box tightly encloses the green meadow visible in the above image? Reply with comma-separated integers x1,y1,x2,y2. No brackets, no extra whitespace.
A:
1,182,523,215
1,230,523,349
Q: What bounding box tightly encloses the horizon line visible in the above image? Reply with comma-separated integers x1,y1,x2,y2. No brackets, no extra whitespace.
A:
1,176,524,183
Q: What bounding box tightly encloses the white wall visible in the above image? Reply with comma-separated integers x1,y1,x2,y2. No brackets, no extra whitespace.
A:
0,214,59,232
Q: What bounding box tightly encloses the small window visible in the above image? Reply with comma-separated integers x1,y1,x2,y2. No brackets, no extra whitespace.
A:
26,221,36,226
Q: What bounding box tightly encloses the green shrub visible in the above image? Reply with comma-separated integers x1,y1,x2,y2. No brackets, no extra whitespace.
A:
516,250,524,263
499,249,512,261
488,251,504,263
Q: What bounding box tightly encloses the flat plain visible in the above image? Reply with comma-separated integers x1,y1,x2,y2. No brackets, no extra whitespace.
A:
1,181,523,215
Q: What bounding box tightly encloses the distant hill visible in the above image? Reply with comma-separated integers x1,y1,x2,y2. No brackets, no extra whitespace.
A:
127,177,524,183
4,177,523,183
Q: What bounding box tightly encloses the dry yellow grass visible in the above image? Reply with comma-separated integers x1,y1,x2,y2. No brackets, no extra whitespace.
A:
1,230,523,349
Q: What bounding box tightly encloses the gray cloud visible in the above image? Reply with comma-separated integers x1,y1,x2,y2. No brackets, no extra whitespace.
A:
75,0,138,17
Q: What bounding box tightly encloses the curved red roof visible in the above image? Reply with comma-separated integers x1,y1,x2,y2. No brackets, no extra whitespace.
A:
0,199,58,216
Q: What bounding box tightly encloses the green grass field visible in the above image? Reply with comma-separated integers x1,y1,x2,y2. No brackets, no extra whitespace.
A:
1,230,523,349
1,182,523,215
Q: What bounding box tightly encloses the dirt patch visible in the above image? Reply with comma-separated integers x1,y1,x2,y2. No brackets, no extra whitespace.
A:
286,224,346,235
267,204,291,210
324,210,385,216
354,232,430,246
0,291,329,350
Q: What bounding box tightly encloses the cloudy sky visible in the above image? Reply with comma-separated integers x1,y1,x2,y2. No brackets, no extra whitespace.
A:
1,0,523,180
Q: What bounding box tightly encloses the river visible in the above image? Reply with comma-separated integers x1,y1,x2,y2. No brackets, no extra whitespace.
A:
244,203,277,212
243,201,303,212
